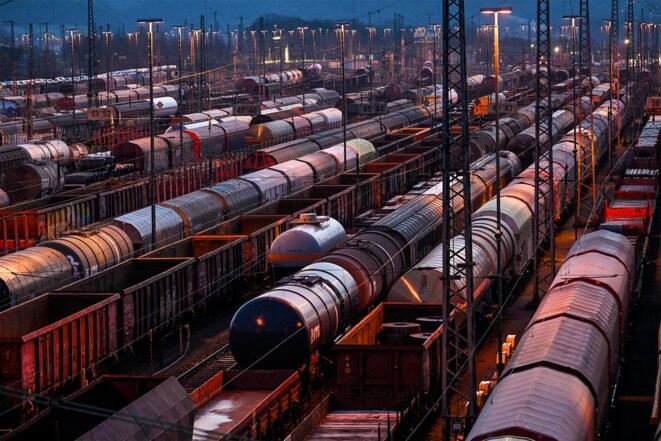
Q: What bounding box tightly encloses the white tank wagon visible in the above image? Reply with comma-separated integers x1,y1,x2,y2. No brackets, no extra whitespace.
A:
269,214,347,277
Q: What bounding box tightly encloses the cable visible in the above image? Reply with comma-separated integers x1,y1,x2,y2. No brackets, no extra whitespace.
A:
0,90,568,416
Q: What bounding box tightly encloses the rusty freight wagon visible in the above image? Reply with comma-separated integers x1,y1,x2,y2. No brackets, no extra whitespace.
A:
0,179,148,254
191,370,300,441
143,235,249,312
332,303,444,410
199,214,289,276
0,293,120,408
55,257,196,346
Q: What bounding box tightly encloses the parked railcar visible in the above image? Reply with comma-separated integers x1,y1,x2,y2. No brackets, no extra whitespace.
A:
388,97,626,307
0,127,418,312
269,214,347,277
0,124,460,407
229,152,520,368
467,230,637,441
236,69,304,94
507,95,592,166
0,293,121,401
0,224,134,309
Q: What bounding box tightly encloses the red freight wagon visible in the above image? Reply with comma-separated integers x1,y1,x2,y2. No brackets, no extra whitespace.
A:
333,303,444,410
0,293,120,403
144,235,248,311
55,257,196,346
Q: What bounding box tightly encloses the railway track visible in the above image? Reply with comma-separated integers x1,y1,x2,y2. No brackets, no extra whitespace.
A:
177,344,237,393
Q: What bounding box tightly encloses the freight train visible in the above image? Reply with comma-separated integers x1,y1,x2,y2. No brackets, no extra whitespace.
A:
229,151,522,368
0,85,586,309
242,105,433,170
236,69,304,95
0,96,179,147
0,86,333,147
117,104,433,174
0,127,445,405
467,132,658,438
0,139,87,172
227,86,619,368
388,95,628,305
0,138,378,309
0,72,179,117
467,229,638,440
0,82,606,411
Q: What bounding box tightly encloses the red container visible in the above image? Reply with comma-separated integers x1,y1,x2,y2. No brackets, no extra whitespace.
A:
321,172,382,217
192,370,300,440
287,184,357,227
96,180,149,219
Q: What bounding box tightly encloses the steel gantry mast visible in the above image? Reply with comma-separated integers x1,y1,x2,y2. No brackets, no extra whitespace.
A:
531,0,555,306
577,0,597,226
87,0,97,107
626,0,633,99
637,11,643,74
608,0,619,172
26,24,34,140
440,0,476,437
200,15,208,109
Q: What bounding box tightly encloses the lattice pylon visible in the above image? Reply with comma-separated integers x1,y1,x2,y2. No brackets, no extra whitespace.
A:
87,0,97,107
577,0,598,226
440,0,476,438
531,0,556,306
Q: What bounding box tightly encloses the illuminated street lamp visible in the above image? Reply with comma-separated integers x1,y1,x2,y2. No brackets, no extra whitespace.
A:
520,24,527,67
335,22,350,171
297,26,308,110
603,18,615,171
137,18,164,252
66,28,77,120
102,31,112,105
173,25,186,163
367,26,377,97
272,31,283,97
480,5,512,374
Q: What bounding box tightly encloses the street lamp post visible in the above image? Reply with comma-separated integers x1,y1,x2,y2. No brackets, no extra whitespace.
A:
481,6,512,375
520,24,526,67
430,23,440,128
336,22,350,171
43,31,49,89
134,32,140,70
103,31,112,105
367,26,376,98
124,32,138,69
173,25,186,164
310,29,317,66
298,26,308,111
137,18,164,252
66,28,77,121
603,19,614,172
272,31,283,98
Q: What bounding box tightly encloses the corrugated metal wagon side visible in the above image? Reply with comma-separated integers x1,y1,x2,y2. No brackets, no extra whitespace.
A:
201,215,289,276
144,235,248,311
0,293,120,404
55,258,196,347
